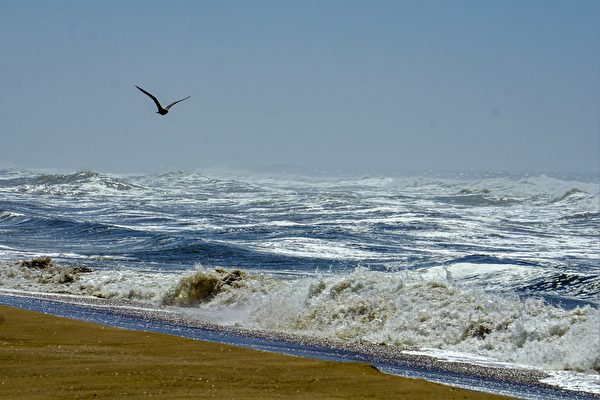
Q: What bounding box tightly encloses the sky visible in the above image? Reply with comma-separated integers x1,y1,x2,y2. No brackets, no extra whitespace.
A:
0,0,598,174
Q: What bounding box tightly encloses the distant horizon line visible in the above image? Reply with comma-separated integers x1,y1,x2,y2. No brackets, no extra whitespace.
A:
1,161,598,181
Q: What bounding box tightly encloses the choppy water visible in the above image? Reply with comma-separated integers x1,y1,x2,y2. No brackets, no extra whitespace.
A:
1,168,599,393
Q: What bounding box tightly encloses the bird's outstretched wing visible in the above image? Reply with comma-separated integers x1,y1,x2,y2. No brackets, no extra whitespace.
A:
165,96,191,110
135,85,164,111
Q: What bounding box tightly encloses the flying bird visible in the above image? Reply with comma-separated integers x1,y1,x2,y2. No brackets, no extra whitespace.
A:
135,85,190,115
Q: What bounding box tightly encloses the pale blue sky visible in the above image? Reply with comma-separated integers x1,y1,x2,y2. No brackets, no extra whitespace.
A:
1,0,598,173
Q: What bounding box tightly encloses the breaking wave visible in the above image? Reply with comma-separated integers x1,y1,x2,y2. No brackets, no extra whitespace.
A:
3,261,596,374
0,170,139,195
173,267,600,374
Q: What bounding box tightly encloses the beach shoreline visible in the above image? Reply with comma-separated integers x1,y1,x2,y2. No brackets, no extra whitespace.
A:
2,289,598,399
0,304,521,400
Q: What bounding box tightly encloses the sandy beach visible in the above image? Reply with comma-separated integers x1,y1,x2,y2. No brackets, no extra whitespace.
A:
0,305,517,400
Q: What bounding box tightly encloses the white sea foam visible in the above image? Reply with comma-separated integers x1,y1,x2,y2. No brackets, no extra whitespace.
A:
167,267,600,375
244,237,380,260
0,261,178,302
76,270,179,301
422,263,542,292
404,349,600,394
540,371,600,394
0,211,24,218
402,349,537,369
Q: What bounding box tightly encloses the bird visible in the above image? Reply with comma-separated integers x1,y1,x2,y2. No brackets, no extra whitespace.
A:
135,85,190,115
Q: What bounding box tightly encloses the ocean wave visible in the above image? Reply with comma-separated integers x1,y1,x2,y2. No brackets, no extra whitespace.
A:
0,210,146,240
127,170,600,210
140,171,266,195
2,170,597,215
0,171,140,195
560,212,600,221
521,273,600,300
436,193,523,207
0,259,177,301
198,268,600,373
423,258,600,302
0,210,25,221
552,188,594,204
423,175,598,211
459,175,598,199
243,237,383,260
1,261,598,373
162,268,248,306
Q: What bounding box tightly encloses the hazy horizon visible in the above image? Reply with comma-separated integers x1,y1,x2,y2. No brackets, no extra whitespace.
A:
1,1,598,175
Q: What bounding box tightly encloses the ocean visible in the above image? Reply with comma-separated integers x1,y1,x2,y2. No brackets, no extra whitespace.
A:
0,167,598,397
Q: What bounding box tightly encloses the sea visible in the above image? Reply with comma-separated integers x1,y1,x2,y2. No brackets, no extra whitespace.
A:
0,167,598,397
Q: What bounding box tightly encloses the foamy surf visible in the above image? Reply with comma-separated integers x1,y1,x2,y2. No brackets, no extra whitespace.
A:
2,261,597,383
170,267,599,373
402,350,600,395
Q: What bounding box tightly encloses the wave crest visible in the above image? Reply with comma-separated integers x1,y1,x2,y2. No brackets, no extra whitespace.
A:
194,268,600,373
1,262,598,373
1,171,139,195
163,268,248,306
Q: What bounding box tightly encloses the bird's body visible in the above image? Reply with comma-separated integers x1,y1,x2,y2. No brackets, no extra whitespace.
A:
135,85,190,115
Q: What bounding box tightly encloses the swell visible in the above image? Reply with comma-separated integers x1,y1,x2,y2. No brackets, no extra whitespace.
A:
0,170,139,193
0,209,146,240
435,193,523,207
0,208,335,270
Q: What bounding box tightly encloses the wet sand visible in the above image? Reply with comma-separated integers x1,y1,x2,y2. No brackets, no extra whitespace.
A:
0,305,515,400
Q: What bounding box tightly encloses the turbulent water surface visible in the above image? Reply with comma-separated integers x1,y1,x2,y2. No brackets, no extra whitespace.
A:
0,168,598,394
